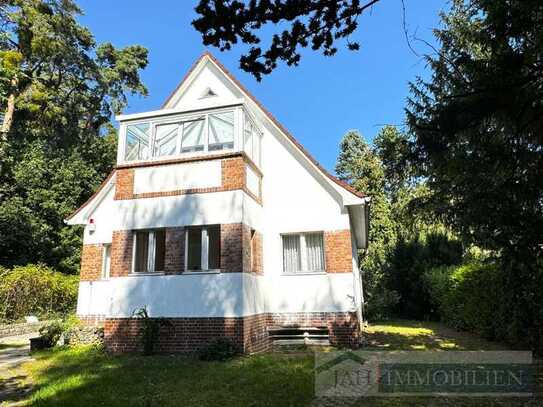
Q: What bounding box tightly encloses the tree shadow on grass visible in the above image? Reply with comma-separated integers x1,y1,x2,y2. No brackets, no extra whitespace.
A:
363,320,511,351
25,346,315,407
0,374,32,404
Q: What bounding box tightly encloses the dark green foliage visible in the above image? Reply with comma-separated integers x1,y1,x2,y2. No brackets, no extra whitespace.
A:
335,128,458,321
192,0,381,80
406,0,543,257
404,0,543,353
335,130,397,320
386,231,463,320
0,264,78,322
0,1,147,273
198,338,242,361
424,259,543,354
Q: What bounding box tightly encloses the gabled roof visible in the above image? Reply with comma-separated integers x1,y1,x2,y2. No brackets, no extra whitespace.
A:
162,51,365,200
66,52,367,224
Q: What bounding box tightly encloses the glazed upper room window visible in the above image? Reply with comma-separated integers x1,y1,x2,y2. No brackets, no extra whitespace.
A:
118,106,262,167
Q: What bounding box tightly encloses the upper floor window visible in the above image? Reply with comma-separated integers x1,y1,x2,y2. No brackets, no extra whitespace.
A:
243,111,261,166
121,107,261,166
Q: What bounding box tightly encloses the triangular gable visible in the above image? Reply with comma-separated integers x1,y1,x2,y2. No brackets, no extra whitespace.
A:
162,56,242,112
65,171,116,223
162,52,365,202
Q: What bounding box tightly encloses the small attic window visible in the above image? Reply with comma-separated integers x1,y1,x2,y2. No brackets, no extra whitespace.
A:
199,87,218,99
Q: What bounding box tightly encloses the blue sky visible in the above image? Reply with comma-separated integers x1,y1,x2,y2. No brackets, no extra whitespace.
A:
78,0,448,173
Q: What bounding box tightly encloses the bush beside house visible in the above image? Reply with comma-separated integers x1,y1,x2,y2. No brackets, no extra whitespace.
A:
0,264,78,322
424,260,543,354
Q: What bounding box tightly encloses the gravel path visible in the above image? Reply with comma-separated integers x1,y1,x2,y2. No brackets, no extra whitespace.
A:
0,333,36,405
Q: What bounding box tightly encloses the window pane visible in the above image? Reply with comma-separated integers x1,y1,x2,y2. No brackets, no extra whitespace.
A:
181,119,205,153
207,225,221,269
208,112,234,151
305,233,324,271
244,128,253,161
253,131,261,166
187,228,202,270
154,230,166,271
282,235,301,273
102,244,111,279
134,231,149,272
125,123,150,161
153,123,178,157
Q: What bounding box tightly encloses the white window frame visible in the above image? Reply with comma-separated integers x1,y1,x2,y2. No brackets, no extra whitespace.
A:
184,226,221,274
281,232,326,275
131,230,165,275
120,106,239,165
101,244,111,280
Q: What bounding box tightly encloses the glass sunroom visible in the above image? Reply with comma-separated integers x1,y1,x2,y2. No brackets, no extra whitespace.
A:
117,105,262,167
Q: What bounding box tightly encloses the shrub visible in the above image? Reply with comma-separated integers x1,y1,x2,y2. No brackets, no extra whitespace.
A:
198,338,241,361
0,264,78,322
424,262,509,340
386,231,463,320
133,307,173,355
39,320,65,348
365,287,400,321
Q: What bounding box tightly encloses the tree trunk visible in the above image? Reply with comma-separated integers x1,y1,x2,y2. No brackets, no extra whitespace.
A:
1,77,18,137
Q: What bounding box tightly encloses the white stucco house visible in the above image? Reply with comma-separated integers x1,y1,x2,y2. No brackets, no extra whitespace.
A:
66,52,370,353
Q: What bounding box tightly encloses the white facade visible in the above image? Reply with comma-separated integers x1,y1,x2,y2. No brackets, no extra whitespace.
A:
67,53,370,322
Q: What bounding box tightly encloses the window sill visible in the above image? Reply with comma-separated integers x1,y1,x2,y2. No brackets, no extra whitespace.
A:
184,269,221,275
128,272,165,277
281,271,327,276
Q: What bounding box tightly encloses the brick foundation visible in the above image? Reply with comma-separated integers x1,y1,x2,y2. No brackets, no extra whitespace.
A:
104,314,270,354
266,312,360,348
324,230,353,273
103,312,359,353
80,244,103,281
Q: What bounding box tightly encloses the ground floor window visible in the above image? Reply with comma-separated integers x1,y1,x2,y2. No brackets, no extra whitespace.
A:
282,232,325,273
132,230,166,273
185,225,220,271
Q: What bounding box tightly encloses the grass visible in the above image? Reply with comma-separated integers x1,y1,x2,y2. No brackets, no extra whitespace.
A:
20,320,542,406
363,319,510,351
24,346,314,406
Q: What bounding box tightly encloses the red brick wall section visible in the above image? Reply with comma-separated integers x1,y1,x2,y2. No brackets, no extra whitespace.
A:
114,168,134,200
104,312,358,353
110,230,132,277
324,230,353,273
104,316,271,354
242,225,263,275
80,244,103,281
222,156,245,190
267,312,360,348
220,223,243,273
242,314,270,353
165,227,185,274
113,155,262,205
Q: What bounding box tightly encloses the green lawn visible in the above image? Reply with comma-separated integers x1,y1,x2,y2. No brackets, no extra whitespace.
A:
21,320,542,406
363,319,510,351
